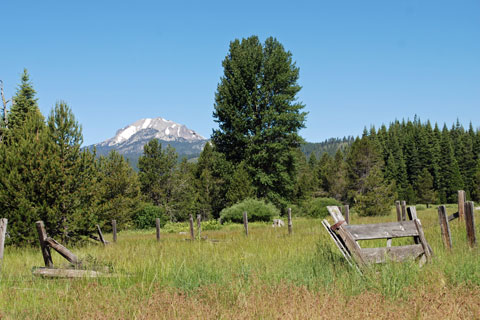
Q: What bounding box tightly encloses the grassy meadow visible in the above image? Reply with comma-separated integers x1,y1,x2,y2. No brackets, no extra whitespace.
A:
0,205,479,319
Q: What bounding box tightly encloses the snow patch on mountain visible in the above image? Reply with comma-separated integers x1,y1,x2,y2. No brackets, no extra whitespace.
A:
99,117,206,148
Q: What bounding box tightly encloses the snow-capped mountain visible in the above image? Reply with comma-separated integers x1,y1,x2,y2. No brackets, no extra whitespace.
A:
100,117,206,147
89,117,208,166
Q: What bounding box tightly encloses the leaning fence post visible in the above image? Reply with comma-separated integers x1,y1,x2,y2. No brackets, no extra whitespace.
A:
465,201,476,247
395,201,402,222
96,225,106,246
438,205,452,249
243,211,248,236
112,220,117,243
197,214,202,239
458,190,466,221
401,200,407,221
0,219,7,271
287,208,292,235
156,218,160,242
36,221,53,268
344,205,350,224
189,214,195,240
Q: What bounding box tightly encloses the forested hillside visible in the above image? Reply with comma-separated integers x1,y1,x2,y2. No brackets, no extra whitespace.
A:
297,118,480,213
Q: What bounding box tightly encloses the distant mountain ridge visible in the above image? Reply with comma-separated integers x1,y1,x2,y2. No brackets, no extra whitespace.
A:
88,117,208,165
88,116,351,168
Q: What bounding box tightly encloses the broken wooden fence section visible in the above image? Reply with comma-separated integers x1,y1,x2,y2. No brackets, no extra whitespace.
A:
438,194,476,249
33,220,111,278
96,224,107,246
322,206,432,270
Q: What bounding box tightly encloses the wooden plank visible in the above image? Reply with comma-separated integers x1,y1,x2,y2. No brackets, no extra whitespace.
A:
334,224,367,266
189,214,195,240
448,212,459,222
395,201,402,222
414,219,432,262
407,206,418,220
344,205,350,224
197,214,202,239
243,211,249,236
36,221,53,268
438,205,452,249
401,201,407,221
465,201,476,247
386,238,392,247
32,267,109,278
343,221,419,240
96,225,106,246
156,218,160,242
287,208,292,235
0,219,7,262
112,220,117,243
361,244,424,264
326,206,346,224
44,237,80,266
458,190,466,221
407,207,420,244
321,219,360,273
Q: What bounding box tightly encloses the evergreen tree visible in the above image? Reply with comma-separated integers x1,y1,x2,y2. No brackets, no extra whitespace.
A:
8,69,41,130
167,158,197,221
96,151,141,229
212,36,306,208
44,101,98,242
326,149,347,201
355,163,395,216
438,125,463,202
138,139,177,207
194,143,232,219
416,168,436,207
316,153,333,193
226,162,255,206
473,159,480,202
0,110,48,244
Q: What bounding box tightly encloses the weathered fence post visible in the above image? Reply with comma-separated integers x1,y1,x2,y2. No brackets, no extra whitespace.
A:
287,208,292,235
458,190,466,221
189,214,195,240
112,220,117,243
401,201,407,221
395,201,402,222
156,218,160,242
243,211,248,236
36,221,53,268
344,205,350,224
197,214,202,239
465,201,476,247
438,205,452,249
96,225,106,246
0,219,7,270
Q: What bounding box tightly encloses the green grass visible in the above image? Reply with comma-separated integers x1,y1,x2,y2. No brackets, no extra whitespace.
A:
0,205,479,318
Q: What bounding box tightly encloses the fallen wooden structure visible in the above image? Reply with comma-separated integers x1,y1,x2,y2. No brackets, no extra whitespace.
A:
33,221,109,278
322,206,432,270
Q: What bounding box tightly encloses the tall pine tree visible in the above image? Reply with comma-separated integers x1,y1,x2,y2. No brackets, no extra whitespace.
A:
212,36,306,209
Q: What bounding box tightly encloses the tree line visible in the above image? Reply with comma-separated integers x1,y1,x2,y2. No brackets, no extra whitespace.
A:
295,118,480,215
1,36,479,245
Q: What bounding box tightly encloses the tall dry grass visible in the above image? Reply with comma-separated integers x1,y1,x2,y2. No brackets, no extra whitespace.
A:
0,205,478,319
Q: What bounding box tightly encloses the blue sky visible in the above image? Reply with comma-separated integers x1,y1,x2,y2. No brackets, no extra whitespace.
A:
1,0,479,145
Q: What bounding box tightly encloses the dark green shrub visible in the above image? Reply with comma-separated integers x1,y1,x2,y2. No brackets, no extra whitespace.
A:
133,203,168,229
220,198,279,223
303,197,342,218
